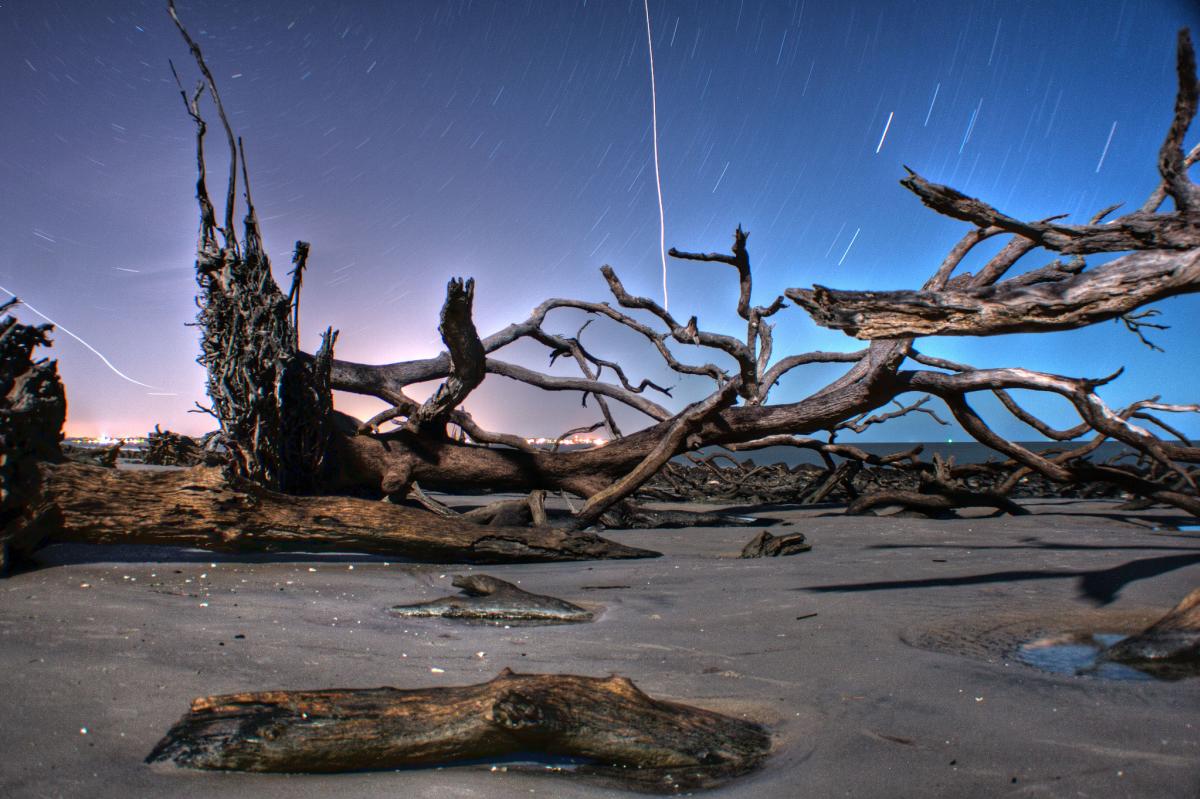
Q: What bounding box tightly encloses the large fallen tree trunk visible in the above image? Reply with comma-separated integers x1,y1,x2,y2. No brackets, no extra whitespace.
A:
31,462,656,563
159,8,1200,522
147,669,771,792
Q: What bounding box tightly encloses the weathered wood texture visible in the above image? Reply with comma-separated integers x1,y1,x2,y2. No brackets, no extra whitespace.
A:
33,463,657,563
389,574,594,622
787,248,1200,339
1104,587,1200,678
0,305,65,574
147,669,771,792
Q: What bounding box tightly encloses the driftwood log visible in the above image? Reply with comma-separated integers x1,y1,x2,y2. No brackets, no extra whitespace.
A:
31,462,656,563
1103,588,1200,678
389,574,594,622
147,669,772,792
739,530,811,558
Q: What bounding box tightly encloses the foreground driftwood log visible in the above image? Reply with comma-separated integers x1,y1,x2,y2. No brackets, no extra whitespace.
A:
34,462,655,563
148,669,771,792
390,574,594,622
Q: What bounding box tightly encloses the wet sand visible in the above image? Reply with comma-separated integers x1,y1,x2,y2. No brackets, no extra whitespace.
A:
1,497,1198,797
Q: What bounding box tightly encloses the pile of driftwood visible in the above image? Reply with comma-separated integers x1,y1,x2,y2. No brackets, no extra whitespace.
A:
142,425,221,466
640,450,1131,516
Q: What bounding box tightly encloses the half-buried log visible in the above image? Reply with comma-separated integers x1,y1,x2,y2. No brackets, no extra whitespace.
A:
389,574,594,622
30,462,657,564
739,530,811,558
147,669,772,792
1103,587,1200,678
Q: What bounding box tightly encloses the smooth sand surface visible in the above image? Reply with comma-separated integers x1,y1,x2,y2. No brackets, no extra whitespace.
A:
2,498,1198,797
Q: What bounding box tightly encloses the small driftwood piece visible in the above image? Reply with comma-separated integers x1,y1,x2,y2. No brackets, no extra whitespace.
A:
739,530,811,558
147,669,772,792
1103,587,1200,678
389,574,593,623
30,463,658,564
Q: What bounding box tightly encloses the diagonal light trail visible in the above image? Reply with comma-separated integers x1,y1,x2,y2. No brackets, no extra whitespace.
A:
1095,121,1117,173
1,285,162,390
643,0,668,310
875,111,894,154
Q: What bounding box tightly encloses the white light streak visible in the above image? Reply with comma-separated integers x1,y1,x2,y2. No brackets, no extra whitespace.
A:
0,286,160,390
824,222,847,257
875,111,894,154
837,227,861,266
959,97,983,154
643,0,669,311
712,160,730,193
987,19,1002,66
1095,121,1117,173
924,82,940,127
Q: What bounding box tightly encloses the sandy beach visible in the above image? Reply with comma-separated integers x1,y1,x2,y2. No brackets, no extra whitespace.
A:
1,497,1198,798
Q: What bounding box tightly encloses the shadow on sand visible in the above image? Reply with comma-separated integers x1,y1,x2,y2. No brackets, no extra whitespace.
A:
799,551,1200,605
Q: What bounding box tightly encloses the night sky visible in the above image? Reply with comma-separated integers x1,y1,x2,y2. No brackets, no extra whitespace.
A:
4,0,1199,443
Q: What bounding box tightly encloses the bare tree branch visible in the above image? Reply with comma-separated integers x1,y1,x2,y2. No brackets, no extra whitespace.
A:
408,278,486,431
788,247,1200,339
1157,29,1200,212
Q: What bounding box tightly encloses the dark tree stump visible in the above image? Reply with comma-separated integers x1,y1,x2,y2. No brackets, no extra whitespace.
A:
147,669,771,792
390,574,594,622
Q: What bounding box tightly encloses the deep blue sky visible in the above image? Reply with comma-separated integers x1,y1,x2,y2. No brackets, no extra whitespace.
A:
3,0,1198,442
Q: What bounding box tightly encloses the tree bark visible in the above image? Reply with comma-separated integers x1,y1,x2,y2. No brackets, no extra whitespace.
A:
147,669,771,792
32,462,657,563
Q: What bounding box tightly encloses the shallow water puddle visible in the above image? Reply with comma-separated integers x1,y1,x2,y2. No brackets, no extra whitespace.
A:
1016,633,1154,681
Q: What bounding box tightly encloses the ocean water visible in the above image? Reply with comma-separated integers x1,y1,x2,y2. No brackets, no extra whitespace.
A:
680,441,1138,467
